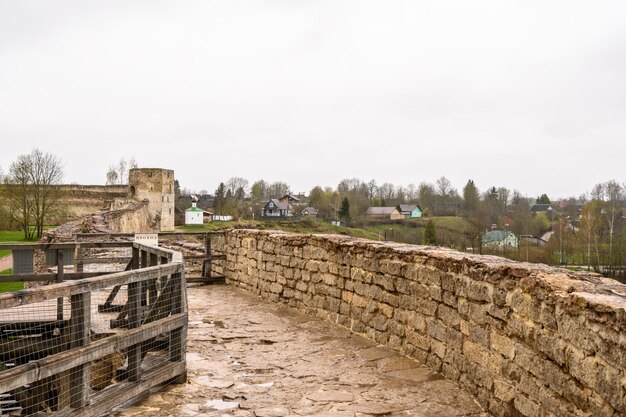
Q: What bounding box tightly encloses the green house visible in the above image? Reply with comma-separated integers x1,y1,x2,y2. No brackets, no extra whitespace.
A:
396,204,423,218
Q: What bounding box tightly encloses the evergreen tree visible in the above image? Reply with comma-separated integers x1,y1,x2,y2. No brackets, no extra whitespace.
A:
463,179,479,213
338,197,351,220
536,194,551,204
424,219,437,245
214,182,226,214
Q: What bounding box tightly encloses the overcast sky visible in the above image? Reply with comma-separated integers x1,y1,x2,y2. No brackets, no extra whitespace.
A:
1,1,625,199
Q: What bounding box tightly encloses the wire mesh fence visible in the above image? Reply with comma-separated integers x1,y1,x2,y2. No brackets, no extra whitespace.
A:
0,242,187,417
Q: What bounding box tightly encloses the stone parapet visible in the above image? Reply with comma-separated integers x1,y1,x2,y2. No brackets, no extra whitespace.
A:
219,229,626,417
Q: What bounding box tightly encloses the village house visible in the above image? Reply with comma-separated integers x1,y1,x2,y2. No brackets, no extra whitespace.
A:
278,194,301,204
365,206,404,221
481,230,519,250
185,202,204,225
301,207,318,217
530,203,553,214
262,198,292,217
396,204,422,218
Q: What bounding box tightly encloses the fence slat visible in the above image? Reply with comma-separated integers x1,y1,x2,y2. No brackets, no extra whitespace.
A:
69,291,91,408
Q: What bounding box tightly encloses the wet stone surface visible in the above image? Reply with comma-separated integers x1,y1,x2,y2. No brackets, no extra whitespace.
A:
113,285,487,417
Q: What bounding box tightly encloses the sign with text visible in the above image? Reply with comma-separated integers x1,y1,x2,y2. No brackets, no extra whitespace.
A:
134,233,159,247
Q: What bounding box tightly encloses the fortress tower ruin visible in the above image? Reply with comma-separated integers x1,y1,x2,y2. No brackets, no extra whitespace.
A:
128,168,175,232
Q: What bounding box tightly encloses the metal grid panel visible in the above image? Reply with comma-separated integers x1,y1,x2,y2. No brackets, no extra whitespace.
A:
45,248,75,267
12,250,34,275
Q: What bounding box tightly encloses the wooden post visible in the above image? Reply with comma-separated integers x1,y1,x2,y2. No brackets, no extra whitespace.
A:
169,272,184,362
75,244,84,273
140,250,148,307
148,253,158,305
69,291,91,409
57,250,64,321
169,270,187,384
127,281,142,382
160,256,168,290
132,247,140,270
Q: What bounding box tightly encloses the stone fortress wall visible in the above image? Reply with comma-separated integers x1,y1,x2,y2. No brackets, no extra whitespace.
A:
56,184,130,219
54,168,175,232
218,229,626,417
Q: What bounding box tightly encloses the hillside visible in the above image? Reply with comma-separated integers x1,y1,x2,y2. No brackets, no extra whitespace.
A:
176,216,470,247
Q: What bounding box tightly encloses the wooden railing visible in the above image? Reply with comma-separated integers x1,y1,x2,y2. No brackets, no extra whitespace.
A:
0,242,187,417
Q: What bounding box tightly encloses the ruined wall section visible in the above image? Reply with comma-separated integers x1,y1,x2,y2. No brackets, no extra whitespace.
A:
102,201,156,233
41,185,129,222
220,229,626,417
128,168,175,232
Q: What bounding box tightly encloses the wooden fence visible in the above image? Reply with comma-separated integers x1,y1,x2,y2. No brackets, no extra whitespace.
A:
0,242,187,417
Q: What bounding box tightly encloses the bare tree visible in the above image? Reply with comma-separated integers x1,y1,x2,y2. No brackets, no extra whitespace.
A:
436,176,452,198
7,149,64,239
106,166,119,185
106,157,138,185
267,182,291,198
6,156,33,239
225,177,249,196
602,180,623,275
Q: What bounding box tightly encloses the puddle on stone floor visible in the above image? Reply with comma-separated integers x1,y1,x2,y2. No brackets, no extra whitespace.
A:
205,399,239,410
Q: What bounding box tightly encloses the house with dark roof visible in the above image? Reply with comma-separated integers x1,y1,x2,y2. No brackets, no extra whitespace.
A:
482,230,519,250
262,199,292,217
278,195,301,204
396,204,422,218
365,206,404,220
301,207,318,217
530,204,553,214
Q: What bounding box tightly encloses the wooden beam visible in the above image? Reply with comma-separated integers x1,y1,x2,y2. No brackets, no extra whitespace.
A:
75,257,132,265
0,263,182,310
132,243,174,262
0,242,134,251
0,272,107,282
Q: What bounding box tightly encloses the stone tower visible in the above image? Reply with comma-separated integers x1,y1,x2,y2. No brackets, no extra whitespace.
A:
128,168,175,232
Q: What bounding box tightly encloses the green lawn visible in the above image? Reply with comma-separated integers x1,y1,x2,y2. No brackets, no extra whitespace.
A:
177,219,414,242
0,229,39,257
0,231,36,291
0,269,23,292
0,230,36,242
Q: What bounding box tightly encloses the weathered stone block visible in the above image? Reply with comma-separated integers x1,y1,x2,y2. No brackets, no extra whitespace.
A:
437,304,461,329
513,394,541,417
491,330,515,360
418,267,441,286
494,379,517,402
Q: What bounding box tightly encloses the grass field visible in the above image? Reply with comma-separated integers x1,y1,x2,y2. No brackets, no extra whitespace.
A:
176,216,470,246
0,231,35,291
0,268,23,292
178,219,375,237
0,230,37,257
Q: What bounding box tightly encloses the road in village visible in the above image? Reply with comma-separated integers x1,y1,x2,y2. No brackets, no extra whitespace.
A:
114,284,486,417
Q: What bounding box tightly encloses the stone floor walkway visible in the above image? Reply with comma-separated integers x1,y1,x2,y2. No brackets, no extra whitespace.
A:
114,285,487,417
